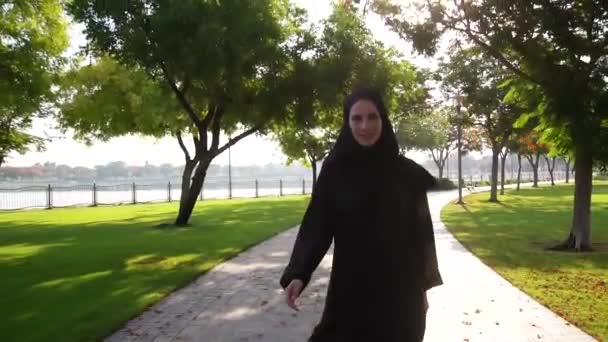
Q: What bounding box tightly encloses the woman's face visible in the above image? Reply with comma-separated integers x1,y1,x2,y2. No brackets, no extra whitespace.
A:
349,99,383,147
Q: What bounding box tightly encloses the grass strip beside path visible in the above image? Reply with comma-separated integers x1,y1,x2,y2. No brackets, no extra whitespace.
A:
441,183,608,340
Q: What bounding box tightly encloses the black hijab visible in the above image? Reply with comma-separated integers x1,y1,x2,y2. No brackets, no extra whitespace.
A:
324,87,436,195
326,87,400,165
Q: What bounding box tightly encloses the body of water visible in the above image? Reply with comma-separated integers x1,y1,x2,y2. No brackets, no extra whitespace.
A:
0,179,313,210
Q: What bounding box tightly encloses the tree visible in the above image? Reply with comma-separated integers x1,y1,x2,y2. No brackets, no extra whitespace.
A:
397,107,453,179
499,134,519,195
373,0,608,250
438,47,520,202
273,5,428,190
565,157,574,184
515,150,523,191
64,0,302,226
518,130,551,188
272,5,373,189
396,105,483,179
504,128,531,192
275,124,335,190
0,0,68,167
544,155,558,186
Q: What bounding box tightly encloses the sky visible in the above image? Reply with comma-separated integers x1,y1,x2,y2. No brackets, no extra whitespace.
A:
6,0,439,168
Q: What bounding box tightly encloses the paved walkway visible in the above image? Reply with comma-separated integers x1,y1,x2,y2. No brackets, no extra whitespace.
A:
107,189,598,342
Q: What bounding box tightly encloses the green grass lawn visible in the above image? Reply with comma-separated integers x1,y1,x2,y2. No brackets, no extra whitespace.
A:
441,183,608,341
0,196,309,342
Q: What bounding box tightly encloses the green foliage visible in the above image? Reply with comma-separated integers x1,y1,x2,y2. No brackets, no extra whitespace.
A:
431,177,456,190
59,57,183,143
273,5,428,170
385,60,428,122
0,0,69,166
65,0,300,145
396,107,451,152
0,196,309,342
65,0,309,224
437,47,522,151
373,0,608,160
505,78,575,161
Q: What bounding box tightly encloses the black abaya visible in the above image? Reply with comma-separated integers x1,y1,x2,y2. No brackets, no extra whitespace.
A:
280,155,443,342
280,88,444,342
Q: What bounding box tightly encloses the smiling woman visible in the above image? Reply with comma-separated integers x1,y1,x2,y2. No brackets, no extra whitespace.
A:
0,196,308,342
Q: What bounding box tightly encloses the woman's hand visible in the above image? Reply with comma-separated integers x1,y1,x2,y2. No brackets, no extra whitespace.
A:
285,279,304,311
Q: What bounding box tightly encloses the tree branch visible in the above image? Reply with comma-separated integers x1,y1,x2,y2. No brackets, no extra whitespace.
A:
430,149,440,165
159,61,205,129
216,125,262,156
544,155,557,172
192,131,202,160
209,105,225,153
136,15,205,131
202,103,217,130
448,13,540,85
442,147,451,163
307,150,317,166
176,131,192,162
499,147,507,159
180,76,191,94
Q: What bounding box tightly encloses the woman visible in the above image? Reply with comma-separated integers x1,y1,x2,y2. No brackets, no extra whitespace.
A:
279,87,443,341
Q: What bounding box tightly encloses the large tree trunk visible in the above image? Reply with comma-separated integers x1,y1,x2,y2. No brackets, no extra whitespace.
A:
516,153,522,191
489,147,500,202
565,158,571,183
175,160,210,226
550,146,593,252
500,152,508,195
544,156,556,186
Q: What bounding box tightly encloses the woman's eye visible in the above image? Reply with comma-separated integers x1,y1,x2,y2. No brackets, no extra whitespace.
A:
368,113,379,120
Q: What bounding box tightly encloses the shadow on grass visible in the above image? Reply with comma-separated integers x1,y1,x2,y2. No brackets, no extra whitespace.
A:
441,185,608,271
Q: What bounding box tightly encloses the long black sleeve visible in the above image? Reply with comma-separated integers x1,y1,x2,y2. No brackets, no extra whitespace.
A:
415,192,444,291
279,165,333,291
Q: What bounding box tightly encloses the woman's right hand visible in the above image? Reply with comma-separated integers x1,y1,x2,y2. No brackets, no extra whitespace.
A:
285,279,304,311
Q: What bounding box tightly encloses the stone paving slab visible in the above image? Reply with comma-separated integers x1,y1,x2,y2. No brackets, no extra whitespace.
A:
106,188,598,342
